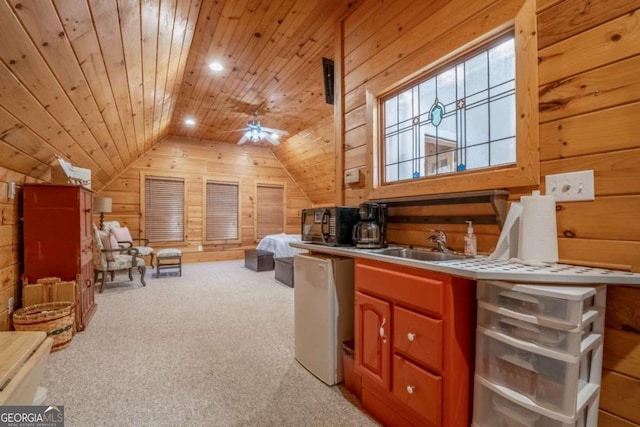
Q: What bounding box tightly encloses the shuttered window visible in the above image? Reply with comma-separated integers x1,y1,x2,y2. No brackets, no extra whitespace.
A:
206,181,239,241
256,184,284,239
144,176,185,242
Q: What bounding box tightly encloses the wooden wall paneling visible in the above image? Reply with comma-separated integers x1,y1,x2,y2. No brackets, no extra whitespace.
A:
344,125,366,151
555,196,640,241
140,0,161,149
539,55,640,123
600,371,640,425
539,103,640,161
89,0,139,159
535,0,564,13
343,0,507,94
598,412,640,427
606,286,640,333
54,0,133,171
557,238,640,271
538,10,640,86
537,0,640,49
344,84,366,114
603,328,640,377
542,149,640,197
344,0,449,76
9,0,125,172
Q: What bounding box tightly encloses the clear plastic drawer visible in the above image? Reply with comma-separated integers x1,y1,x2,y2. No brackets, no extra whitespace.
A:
475,327,602,416
477,281,605,330
477,301,599,355
473,377,599,427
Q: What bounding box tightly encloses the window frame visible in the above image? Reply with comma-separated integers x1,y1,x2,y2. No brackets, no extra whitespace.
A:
140,172,187,244
364,0,538,200
202,177,242,244
253,181,287,242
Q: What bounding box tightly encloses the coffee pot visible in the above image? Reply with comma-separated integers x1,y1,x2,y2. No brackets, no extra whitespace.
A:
352,202,388,249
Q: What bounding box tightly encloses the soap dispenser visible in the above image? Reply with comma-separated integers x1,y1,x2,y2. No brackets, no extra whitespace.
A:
464,220,477,256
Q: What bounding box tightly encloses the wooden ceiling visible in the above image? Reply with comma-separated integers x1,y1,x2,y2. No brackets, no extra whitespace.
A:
0,0,358,190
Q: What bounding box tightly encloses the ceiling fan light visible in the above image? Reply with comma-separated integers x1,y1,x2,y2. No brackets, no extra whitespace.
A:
184,118,196,126
271,132,279,139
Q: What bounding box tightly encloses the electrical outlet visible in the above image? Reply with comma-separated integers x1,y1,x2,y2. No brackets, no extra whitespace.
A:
197,245,203,252
8,297,14,314
545,170,595,202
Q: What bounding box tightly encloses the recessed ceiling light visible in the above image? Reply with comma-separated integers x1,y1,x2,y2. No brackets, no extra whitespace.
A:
208,62,224,72
185,118,196,126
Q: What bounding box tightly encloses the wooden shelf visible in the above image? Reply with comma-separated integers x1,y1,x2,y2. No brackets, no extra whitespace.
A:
373,189,510,229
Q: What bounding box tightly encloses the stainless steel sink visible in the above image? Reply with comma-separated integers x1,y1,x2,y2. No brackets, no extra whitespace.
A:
380,247,469,262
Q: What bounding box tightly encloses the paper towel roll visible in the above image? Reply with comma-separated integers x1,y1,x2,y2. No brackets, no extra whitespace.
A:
518,190,558,263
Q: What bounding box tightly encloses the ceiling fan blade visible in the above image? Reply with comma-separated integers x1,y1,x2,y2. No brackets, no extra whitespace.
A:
218,127,249,134
261,126,289,136
237,134,250,145
263,134,280,145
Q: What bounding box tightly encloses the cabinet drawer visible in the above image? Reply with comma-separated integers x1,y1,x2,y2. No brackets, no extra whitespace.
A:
394,306,443,371
356,261,444,316
392,355,442,425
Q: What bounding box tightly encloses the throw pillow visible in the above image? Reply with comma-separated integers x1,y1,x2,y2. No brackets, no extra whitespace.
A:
112,226,134,243
99,231,120,262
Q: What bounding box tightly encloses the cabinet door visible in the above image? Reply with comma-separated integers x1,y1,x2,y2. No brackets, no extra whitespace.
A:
355,291,391,390
79,189,93,241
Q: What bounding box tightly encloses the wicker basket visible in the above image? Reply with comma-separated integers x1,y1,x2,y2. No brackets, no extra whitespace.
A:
13,302,75,352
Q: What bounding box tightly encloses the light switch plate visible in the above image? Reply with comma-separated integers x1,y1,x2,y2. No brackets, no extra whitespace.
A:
545,170,595,202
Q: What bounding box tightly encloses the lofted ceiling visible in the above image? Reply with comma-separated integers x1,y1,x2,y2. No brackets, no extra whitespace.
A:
0,0,359,191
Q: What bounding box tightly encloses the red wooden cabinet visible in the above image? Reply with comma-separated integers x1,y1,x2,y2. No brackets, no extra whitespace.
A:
355,291,391,390
23,184,97,331
354,258,476,427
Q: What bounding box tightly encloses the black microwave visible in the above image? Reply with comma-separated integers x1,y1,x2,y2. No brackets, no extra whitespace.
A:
301,207,360,246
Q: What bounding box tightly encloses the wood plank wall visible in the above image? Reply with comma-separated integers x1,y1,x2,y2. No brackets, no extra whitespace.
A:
271,115,336,205
97,136,311,264
0,166,41,330
338,0,640,424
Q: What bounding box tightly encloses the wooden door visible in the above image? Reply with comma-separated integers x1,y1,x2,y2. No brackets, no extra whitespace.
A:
77,261,96,331
355,291,391,390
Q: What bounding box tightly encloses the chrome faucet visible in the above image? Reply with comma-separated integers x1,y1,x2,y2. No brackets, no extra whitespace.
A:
427,230,449,252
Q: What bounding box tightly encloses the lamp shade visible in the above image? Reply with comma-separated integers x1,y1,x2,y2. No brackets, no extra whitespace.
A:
94,196,112,213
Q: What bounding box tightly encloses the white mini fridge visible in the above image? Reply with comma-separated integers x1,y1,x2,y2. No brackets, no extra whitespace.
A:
294,253,354,386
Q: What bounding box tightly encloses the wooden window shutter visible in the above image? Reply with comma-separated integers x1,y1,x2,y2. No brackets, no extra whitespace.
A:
256,184,284,238
145,176,184,242
206,181,239,241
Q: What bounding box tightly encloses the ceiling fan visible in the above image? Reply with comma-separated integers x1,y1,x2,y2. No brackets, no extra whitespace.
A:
235,111,289,145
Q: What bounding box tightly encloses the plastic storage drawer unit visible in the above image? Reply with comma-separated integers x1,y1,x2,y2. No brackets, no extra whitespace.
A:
476,326,602,416
244,249,274,272
473,377,600,427
477,281,605,329
477,301,597,355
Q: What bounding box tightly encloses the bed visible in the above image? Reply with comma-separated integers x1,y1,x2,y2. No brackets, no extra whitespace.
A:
256,233,307,258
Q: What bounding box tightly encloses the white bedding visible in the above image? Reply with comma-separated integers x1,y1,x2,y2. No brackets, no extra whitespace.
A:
256,233,307,258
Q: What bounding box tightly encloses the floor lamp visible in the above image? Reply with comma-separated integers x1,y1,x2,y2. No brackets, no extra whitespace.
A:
94,197,112,230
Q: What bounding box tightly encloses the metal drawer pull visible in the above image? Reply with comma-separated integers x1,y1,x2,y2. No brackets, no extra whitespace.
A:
379,318,387,337
406,385,415,394
407,332,416,342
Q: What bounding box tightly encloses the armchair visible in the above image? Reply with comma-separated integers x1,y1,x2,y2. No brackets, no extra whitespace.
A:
92,224,147,293
102,221,155,268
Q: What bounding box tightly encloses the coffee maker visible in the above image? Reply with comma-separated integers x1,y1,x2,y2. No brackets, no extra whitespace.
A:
352,202,388,248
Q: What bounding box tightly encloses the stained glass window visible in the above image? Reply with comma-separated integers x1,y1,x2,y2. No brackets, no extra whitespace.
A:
382,34,516,183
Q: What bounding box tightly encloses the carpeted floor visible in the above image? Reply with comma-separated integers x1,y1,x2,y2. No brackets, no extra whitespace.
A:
41,260,379,427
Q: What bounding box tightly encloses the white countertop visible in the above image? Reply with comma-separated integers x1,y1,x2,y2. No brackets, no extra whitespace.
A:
290,243,640,285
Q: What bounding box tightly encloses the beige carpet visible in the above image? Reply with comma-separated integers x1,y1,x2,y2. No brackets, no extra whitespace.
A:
41,260,379,427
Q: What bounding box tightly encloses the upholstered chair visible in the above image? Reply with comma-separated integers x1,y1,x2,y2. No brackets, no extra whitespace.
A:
102,221,155,268
92,224,146,293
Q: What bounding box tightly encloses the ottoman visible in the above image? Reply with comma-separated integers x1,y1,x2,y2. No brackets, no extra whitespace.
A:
156,248,182,277
274,257,294,287
244,249,274,272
